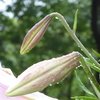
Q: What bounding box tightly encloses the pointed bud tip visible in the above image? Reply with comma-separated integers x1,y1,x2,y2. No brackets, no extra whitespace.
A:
5,91,12,97
20,50,26,55
6,88,21,97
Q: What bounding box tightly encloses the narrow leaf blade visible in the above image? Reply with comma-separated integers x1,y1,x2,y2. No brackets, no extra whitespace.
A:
84,57,100,72
73,9,78,32
71,96,98,100
92,49,100,57
75,71,96,98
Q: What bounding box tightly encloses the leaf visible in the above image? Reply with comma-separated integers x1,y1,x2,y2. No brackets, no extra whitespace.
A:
84,57,100,72
71,96,98,100
75,71,96,98
92,49,100,57
73,9,78,32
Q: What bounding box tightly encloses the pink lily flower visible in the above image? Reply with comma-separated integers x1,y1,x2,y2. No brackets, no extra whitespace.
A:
0,65,58,100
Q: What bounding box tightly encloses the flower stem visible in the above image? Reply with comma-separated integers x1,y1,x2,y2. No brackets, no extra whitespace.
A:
49,12,100,99
80,55,100,99
49,12,100,68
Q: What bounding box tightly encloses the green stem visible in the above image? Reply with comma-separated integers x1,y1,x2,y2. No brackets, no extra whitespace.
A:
49,12,100,68
49,12,100,99
80,55,100,99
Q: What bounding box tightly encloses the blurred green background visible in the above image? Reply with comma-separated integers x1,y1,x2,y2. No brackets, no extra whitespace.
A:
0,0,99,100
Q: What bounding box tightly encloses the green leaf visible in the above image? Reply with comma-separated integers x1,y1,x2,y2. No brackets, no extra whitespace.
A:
92,49,100,57
73,9,78,32
84,57,100,72
71,96,98,100
75,71,96,98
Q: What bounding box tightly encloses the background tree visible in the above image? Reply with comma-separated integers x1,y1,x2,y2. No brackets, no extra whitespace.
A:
91,0,100,84
0,0,98,99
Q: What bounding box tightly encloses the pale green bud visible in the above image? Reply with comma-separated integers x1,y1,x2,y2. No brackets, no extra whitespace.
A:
6,52,81,96
20,15,52,55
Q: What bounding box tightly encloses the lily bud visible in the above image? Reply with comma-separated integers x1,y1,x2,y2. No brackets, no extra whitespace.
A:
20,15,52,55
6,52,81,96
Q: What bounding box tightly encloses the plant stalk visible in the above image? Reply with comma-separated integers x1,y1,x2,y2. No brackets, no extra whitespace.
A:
49,12,100,68
80,56,100,99
49,12,100,99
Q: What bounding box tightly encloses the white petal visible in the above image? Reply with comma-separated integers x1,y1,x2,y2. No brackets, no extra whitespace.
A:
25,92,58,100
0,67,16,86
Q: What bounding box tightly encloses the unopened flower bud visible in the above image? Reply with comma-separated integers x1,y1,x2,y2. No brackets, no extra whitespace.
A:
20,15,52,55
6,52,81,96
